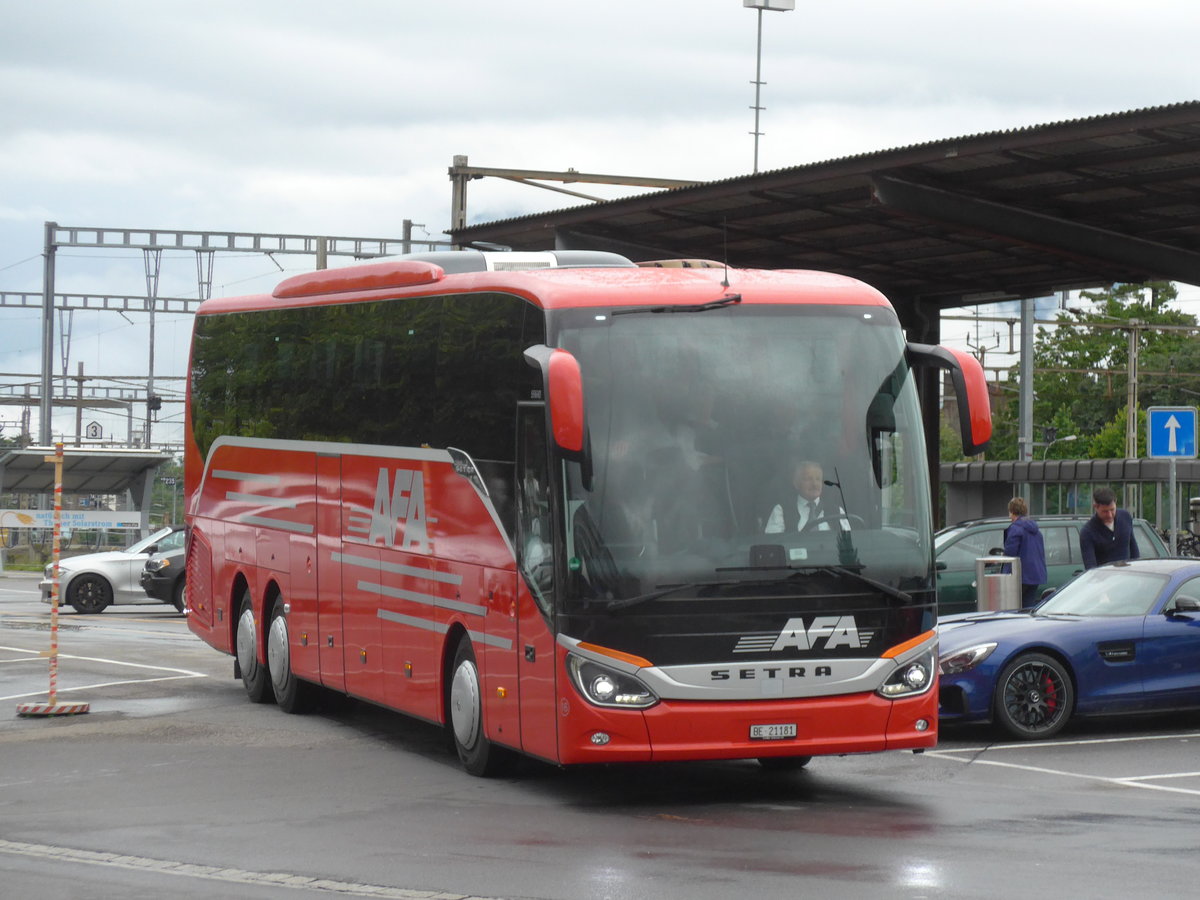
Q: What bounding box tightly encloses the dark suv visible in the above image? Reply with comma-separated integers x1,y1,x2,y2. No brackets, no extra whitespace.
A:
140,546,186,613
934,514,1169,615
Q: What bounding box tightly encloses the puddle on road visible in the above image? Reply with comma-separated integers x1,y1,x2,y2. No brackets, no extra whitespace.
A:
86,697,203,718
0,615,83,632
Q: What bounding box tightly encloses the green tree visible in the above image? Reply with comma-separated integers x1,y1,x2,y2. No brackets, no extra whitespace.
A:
1087,406,1146,459
979,282,1198,461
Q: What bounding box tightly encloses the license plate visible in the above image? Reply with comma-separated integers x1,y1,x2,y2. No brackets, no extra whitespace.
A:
750,723,797,740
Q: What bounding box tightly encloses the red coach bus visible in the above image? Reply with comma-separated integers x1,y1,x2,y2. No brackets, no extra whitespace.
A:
184,250,989,775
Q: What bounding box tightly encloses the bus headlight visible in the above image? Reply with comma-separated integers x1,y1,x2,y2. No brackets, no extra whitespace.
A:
567,655,658,709
877,650,935,698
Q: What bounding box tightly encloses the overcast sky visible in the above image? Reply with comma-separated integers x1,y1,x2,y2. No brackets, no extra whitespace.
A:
2,0,1199,446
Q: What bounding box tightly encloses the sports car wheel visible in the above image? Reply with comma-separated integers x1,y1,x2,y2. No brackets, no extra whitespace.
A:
994,652,1074,740
67,575,112,614
235,591,273,704
266,596,314,714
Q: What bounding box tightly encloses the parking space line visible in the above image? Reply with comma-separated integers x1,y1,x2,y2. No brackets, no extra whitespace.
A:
928,731,1200,754
0,838,503,899
2,675,203,703
0,643,208,702
929,732,1200,797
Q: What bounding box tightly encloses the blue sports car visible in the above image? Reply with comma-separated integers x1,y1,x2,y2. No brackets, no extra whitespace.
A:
938,559,1200,740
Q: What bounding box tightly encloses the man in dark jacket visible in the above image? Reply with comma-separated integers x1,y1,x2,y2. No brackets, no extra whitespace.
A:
1079,486,1140,570
1003,497,1048,608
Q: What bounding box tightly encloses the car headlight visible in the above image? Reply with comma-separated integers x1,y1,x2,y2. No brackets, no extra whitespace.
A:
938,642,997,676
567,654,658,709
877,649,935,698
145,558,172,574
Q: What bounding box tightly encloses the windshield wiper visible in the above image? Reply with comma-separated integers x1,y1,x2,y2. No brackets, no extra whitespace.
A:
593,583,697,612
611,294,742,316
792,565,912,603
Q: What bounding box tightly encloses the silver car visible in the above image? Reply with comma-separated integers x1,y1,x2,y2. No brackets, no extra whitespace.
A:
39,526,185,614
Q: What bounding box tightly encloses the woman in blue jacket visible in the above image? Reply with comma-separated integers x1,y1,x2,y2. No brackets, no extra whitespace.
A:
1004,497,1048,608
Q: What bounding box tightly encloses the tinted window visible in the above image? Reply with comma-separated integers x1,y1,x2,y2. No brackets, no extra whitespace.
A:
1043,526,1073,566
938,528,1004,572
1039,567,1167,617
191,291,541,465
1166,575,1200,613
1134,523,1164,558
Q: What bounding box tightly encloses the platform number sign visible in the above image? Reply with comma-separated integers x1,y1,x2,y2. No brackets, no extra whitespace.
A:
1147,407,1198,459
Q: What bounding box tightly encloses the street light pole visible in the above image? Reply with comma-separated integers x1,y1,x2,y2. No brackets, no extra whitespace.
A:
744,1,795,175
1042,434,1077,459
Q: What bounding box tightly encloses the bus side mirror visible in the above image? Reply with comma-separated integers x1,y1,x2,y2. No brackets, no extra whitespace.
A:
524,344,590,461
906,343,992,456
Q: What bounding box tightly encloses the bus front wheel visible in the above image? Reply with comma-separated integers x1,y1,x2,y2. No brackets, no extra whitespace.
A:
235,591,273,704
448,636,506,776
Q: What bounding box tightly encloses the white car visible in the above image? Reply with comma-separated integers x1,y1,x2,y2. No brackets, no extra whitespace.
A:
39,526,185,614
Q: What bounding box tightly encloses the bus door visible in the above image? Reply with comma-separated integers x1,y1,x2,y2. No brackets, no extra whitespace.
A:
514,402,560,762
315,453,345,692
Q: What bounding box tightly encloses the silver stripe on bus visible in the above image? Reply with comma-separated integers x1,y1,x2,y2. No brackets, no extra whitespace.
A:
360,581,485,617
226,491,298,508
376,611,511,651
334,551,463,586
212,469,282,484
239,514,315,534
209,435,449,463
467,628,513,651
378,609,448,634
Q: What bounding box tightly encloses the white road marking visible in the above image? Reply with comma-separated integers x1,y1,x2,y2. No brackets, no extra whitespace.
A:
0,644,207,701
930,731,1200,796
929,731,1200,753
0,838,498,899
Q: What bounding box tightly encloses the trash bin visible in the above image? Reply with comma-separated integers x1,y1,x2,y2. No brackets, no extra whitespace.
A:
974,556,1022,612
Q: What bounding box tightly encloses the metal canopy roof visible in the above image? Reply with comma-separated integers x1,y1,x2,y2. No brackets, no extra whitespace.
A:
451,102,1200,307
0,447,173,495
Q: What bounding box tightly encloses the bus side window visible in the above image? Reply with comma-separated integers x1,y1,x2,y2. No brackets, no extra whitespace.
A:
517,404,555,615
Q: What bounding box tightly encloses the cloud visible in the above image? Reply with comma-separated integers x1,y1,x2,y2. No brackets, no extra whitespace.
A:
3,0,1200,444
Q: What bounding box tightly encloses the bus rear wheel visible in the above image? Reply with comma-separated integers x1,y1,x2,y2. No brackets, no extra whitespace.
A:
235,591,273,704
267,595,314,714
448,636,506,776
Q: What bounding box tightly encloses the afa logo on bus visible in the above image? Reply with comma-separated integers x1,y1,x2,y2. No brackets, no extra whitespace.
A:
359,466,431,553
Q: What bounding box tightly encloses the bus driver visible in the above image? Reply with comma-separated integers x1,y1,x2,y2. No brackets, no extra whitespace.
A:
764,459,849,534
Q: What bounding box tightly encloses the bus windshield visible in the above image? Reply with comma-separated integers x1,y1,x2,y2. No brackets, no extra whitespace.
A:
554,303,932,609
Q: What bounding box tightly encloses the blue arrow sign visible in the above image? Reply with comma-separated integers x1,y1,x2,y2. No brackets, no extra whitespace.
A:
1147,406,1198,458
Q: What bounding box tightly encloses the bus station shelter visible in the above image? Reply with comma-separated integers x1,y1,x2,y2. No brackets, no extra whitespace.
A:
450,102,1200,520
0,446,173,569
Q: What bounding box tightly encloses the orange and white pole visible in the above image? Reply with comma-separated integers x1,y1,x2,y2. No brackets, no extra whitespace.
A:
17,443,89,717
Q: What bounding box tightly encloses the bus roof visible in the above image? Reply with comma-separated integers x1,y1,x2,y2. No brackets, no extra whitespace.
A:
195,256,893,316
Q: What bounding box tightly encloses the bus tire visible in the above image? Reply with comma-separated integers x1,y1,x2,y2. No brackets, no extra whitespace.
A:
757,756,812,772
267,595,314,714
448,636,506,776
235,591,273,704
